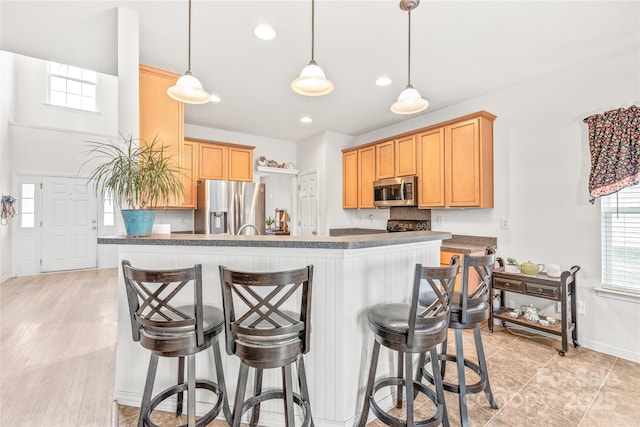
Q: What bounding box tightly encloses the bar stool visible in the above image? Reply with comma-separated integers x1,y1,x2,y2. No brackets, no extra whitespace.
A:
357,259,460,427
417,249,498,427
218,265,314,427
121,261,232,427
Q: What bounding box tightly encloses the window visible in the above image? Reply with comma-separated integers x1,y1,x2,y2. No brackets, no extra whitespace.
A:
20,183,35,228
601,183,640,293
103,191,114,227
48,61,97,111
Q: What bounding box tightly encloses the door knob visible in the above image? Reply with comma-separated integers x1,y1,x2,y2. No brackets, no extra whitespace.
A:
312,230,317,236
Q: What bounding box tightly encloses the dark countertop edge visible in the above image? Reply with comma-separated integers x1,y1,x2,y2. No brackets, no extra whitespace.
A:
97,231,452,250
440,234,497,253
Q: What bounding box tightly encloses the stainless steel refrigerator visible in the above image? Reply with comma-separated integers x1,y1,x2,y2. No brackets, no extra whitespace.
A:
194,180,265,235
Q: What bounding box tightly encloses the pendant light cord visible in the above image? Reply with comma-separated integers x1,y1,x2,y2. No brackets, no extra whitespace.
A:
407,8,412,85
311,0,315,61
187,0,192,72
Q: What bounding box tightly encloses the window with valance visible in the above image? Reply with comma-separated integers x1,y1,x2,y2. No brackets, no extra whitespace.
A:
584,105,640,293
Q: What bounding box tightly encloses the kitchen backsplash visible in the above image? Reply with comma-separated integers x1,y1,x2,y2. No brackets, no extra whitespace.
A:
389,207,431,221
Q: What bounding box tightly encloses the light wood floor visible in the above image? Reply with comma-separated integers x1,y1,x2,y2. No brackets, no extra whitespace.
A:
3,268,640,427
1,268,118,426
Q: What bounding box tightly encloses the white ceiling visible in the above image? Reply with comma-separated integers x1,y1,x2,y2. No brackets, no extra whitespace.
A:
1,1,638,142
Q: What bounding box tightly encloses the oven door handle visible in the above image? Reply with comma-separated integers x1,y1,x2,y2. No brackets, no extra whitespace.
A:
400,178,407,205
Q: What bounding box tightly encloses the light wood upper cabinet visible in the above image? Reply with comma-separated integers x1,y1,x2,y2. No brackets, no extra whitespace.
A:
417,128,445,207
446,114,494,208
189,138,254,182
342,146,376,209
419,111,495,208
395,135,417,177
139,64,185,207
375,140,395,179
358,146,376,208
199,143,228,180
342,150,358,209
343,111,495,210
228,146,254,182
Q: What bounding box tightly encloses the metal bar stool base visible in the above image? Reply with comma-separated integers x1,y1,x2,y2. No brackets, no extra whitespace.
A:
239,390,312,427
142,380,224,427
422,354,487,395
369,377,443,427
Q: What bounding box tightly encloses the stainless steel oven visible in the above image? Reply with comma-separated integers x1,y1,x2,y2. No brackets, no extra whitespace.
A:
373,176,417,207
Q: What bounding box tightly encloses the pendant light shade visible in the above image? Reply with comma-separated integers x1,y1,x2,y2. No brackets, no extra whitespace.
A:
391,84,429,114
167,0,211,104
391,0,428,115
291,0,333,96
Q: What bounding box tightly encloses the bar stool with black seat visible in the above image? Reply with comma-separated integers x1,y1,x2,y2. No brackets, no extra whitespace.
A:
416,249,499,427
219,264,314,427
357,259,460,427
121,260,232,427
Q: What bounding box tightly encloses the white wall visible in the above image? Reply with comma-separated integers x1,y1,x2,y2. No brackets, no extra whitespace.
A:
1,50,119,278
0,51,15,281
349,45,640,361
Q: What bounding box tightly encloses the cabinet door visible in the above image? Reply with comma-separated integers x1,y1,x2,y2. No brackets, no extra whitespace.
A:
342,150,358,209
199,143,228,180
358,146,376,208
181,140,196,208
228,146,253,182
139,65,184,207
395,135,417,177
375,140,395,179
417,128,445,207
446,118,481,207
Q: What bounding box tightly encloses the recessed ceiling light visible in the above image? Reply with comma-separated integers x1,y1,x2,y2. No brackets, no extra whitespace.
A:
209,94,221,103
300,116,313,124
254,24,276,41
376,77,392,87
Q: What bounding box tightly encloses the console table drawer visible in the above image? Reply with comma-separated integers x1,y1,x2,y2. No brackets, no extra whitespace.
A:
524,282,559,299
493,277,524,293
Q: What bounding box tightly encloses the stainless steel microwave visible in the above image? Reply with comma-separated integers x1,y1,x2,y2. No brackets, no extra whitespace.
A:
373,176,417,207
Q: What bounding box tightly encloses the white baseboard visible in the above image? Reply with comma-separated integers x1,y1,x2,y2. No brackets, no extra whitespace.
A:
578,338,640,363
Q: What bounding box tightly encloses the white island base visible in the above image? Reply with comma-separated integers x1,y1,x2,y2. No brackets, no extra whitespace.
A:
109,236,443,426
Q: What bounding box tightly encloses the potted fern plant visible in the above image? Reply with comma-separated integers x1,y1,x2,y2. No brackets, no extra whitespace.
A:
82,134,184,236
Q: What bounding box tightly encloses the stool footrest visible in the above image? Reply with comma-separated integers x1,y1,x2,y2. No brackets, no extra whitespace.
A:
240,389,312,427
422,354,486,395
144,380,224,427
370,376,442,427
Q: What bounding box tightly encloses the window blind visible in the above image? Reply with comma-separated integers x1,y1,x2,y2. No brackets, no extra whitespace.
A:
601,183,640,292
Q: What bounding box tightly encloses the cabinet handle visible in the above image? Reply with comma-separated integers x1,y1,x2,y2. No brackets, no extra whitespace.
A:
537,288,543,293
505,283,510,288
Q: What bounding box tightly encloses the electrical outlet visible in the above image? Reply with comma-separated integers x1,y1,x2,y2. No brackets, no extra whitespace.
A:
577,301,585,315
436,216,444,226
500,218,511,230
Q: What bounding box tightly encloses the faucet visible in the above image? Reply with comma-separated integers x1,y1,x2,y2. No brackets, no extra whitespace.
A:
237,224,260,235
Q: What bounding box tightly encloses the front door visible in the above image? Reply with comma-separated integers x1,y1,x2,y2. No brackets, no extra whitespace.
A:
298,171,319,237
41,176,98,272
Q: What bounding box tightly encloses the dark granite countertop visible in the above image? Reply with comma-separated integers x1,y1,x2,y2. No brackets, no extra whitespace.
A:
440,234,497,253
98,230,451,250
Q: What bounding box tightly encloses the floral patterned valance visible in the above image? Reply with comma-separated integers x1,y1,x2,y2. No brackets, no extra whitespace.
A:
584,105,640,203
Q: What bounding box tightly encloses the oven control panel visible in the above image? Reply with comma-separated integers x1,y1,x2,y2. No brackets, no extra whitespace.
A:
386,219,431,232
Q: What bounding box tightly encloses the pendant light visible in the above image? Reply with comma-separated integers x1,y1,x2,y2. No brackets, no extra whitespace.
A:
291,0,334,96
167,0,211,104
391,0,429,115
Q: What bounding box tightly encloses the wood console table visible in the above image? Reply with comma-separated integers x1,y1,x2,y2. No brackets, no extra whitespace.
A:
489,266,580,356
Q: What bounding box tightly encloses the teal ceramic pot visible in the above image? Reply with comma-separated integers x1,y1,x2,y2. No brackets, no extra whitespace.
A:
121,209,156,237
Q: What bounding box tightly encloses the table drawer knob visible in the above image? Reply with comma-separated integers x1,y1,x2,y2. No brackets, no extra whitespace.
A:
505,283,510,288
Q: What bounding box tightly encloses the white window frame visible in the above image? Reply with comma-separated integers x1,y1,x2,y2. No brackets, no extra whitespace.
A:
600,183,640,297
47,61,98,112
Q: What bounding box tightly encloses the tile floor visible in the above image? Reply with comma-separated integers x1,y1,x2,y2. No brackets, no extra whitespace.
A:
119,325,640,427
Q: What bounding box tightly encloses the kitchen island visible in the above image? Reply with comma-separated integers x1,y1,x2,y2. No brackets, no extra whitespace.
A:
100,231,450,427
